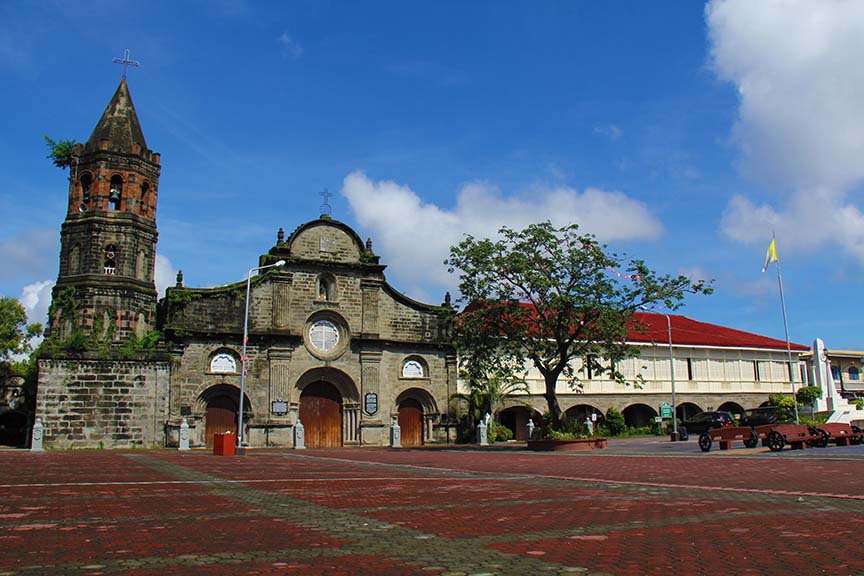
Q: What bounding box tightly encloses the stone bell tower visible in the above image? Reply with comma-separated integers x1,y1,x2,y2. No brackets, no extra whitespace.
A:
49,78,161,342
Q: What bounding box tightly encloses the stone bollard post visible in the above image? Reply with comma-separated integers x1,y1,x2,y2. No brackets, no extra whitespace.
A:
526,418,535,441
178,418,190,450
477,420,488,446
293,419,305,449
31,417,44,452
390,418,401,447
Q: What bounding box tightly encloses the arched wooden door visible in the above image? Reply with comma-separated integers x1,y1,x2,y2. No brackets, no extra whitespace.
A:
300,381,342,448
398,399,423,446
205,395,237,449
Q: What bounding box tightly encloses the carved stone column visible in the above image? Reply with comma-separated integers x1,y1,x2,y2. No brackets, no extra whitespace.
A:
272,276,292,329
268,347,293,411
360,279,381,337
360,350,382,422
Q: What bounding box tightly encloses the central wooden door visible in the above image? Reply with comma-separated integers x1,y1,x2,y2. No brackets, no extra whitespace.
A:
398,399,423,447
205,395,237,448
299,381,342,448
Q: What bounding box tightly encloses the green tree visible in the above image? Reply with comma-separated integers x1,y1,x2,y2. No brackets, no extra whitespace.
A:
43,135,78,172
451,376,528,436
795,385,823,417
0,297,42,362
447,221,711,429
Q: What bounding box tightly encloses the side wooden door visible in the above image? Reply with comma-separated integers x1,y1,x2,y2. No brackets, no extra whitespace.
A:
398,399,423,447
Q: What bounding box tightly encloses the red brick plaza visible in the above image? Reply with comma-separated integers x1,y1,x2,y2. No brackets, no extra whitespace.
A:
2,441,863,576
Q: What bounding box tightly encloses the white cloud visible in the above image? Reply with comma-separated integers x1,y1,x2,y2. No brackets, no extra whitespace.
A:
593,124,622,141
19,280,53,327
154,254,178,298
277,32,303,60
707,0,864,260
0,229,57,282
341,171,663,298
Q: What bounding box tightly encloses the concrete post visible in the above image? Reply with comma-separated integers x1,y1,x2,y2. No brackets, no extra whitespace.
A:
293,419,305,449
390,418,401,447
178,418,190,450
477,420,488,446
31,417,44,452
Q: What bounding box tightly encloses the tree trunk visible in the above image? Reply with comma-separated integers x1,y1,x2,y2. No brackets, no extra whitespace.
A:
544,374,563,429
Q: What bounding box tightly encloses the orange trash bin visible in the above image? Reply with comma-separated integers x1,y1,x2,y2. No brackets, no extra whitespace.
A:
213,432,236,456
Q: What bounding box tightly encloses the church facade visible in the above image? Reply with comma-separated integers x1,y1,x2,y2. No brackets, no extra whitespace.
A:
35,78,818,449
35,79,454,449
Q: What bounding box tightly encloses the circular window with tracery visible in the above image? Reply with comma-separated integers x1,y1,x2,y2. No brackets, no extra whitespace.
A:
309,319,339,353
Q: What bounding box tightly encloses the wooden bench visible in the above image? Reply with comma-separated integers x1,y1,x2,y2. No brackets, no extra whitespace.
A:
698,426,758,452
816,423,864,446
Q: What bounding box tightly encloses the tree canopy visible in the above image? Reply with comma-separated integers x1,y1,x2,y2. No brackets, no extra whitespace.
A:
43,135,78,171
0,297,42,363
446,221,711,428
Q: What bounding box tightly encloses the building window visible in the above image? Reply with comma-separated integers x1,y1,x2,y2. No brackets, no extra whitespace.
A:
140,181,150,214
104,244,117,275
402,359,425,378
753,360,761,382
686,358,694,381
80,173,93,204
210,352,238,373
109,175,123,210
309,319,339,352
849,367,860,381
831,366,841,381
586,355,596,380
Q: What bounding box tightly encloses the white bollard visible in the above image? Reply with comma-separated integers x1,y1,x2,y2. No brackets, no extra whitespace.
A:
178,418,190,450
31,417,44,452
293,419,306,449
391,418,401,448
477,420,488,446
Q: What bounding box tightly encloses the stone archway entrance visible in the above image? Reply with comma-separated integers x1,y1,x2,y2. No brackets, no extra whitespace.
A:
300,381,343,448
398,399,423,446
205,395,237,449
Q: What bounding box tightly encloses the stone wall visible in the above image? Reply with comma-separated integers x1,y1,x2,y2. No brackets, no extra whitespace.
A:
36,356,169,448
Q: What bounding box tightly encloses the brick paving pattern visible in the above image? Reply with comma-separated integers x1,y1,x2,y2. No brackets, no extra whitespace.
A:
1,443,863,575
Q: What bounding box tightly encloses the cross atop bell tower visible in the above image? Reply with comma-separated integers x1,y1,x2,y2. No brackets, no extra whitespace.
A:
49,75,162,342
112,48,140,79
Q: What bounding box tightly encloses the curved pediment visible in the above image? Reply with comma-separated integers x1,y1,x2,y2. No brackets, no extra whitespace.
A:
285,219,367,264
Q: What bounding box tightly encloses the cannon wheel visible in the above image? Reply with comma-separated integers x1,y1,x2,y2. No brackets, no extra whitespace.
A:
743,430,759,449
698,432,712,452
811,428,830,448
767,431,785,452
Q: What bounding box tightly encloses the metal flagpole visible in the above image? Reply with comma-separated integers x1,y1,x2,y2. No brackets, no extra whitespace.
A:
771,235,800,425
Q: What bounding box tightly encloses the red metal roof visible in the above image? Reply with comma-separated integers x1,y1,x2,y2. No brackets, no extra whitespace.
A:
629,311,809,351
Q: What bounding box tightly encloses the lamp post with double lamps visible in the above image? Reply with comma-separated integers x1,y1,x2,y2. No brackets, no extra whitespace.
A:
237,259,286,449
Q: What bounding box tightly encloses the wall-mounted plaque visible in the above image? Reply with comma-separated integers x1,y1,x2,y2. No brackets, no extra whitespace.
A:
364,392,378,416
271,401,288,416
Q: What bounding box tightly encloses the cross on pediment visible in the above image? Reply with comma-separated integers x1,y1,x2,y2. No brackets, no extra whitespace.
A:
320,188,332,216
112,49,140,79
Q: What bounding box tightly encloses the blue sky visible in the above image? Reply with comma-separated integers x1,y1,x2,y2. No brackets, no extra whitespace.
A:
2,0,864,349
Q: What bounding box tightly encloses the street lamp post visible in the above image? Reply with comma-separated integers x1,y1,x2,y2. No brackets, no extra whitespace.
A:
664,313,677,441
237,259,286,449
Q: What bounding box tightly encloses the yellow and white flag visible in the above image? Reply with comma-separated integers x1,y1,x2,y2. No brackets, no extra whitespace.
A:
762,238,778,272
